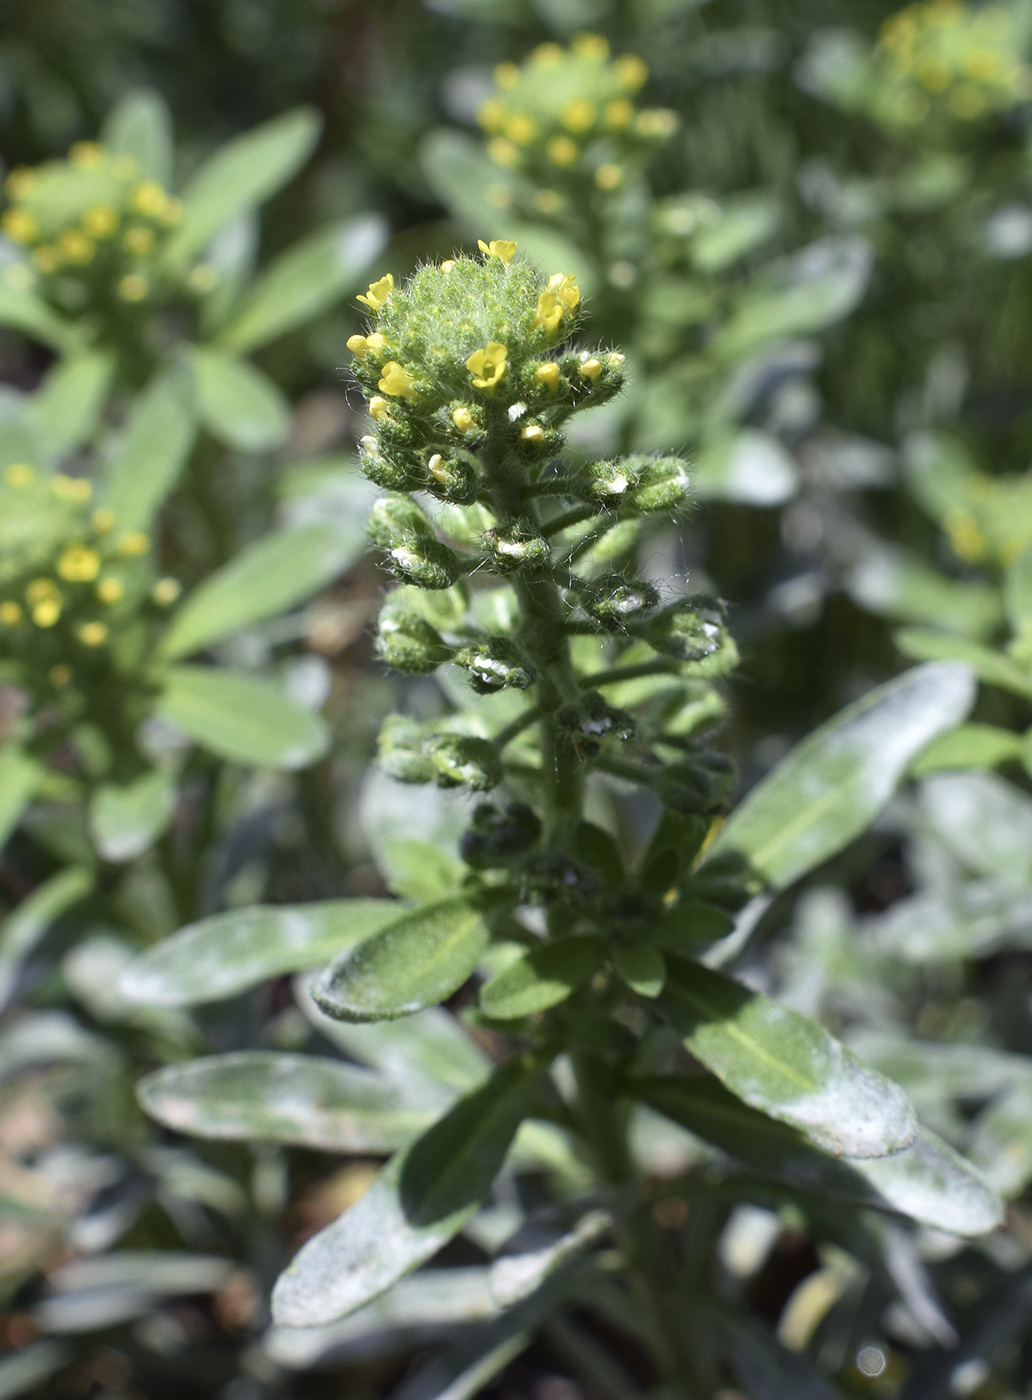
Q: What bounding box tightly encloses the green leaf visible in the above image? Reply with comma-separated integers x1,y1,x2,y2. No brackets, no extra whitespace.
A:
159,521,353,660
219,215,388,354
120,898,400,1006
0,281,79,353
657,959,916,1158
0,1342,71,1400
164,108,322,266
156,665,329,769
918,771,1032,885
103,367,197,533
27,351,115,457
910,724,1024,776
88,770,177,861
188,347,290,451
718,1309,842,1400
613,945,666,998
1006,549,1032,634
271,1055,543,1326
709,662,975,889
137,1052,438,1152
314,897,489,1023
101,89,174,185
848,546,1003,639
0,744,43,849
0,867,93,1014
637,1075,1002,1236
691,196,780,272
968,1080,1032,1196
692,430,798,507
896,629,1032,700
479,936,606,1020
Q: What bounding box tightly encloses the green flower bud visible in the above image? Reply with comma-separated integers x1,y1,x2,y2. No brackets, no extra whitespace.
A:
482,524,550,573
655,752,735,815
454,636,535,693
377,610,451,674
359,437,421,492
581,574,660,631
426,733,502,791
557,689,635,757
520,853,601,906
388,537,466,590
426,452,478,505
574,458,636,507
378,715,436,784
367,492,434,549
460,801,541,868
628,455,691,513
645,597,727,661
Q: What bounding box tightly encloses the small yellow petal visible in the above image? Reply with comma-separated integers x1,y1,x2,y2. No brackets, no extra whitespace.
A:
452,406,475,433
77,621,109,648
96,577,125,604
0,602,23,625
153,577,181,605
356,273,394,312
534,362,561,392
579,358,603,382
118,532,150,557
369,396,390,420
57,545,101,582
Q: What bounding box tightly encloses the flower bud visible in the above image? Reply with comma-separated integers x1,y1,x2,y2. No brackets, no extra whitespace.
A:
378,716,436,783
645,597,727,661
581,574,660,631
454,636,535,693
460,802,541,868
557,690,635,757
629,456,691,513
377,610,451,674
359,437,420,491
426,734,502,791
574,458,636,507
367,492,433,549
388,537,466,590
426,453,478,505
482,524,550,573
655,753,735,815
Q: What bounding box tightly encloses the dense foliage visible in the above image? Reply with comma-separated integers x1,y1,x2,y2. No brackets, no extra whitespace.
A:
4,3,1032,1399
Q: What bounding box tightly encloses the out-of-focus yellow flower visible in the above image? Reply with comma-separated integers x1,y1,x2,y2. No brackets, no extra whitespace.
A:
547,136,578,167
2,208,37,244
153,577,181,606
0,602,23,625
78,621,108,647
505,113,537,144
83,205,118,238
605,98,635,130
572,32,610,60
96,577,125,604
52,476,92,502
118,532,150,557
4,167,36,199
27,579,62,627
636,109,679,137
378,362,419,400
534,190,561,215
478,239,517,262
70,142,105,168
58,230,95,265
466,343,508,390
596,163,624,190
357,273,395,312
477,98,506,132
57,545,101,582
495,61,520,88
92,508,115,533
31,247,60,274
561,99,596,133
488,138,520,167
531,43,563,67
117,274,148,302
124,225,155,255
616,54,649,90
6,463,34,487
49,665,72,687
132,181,168,217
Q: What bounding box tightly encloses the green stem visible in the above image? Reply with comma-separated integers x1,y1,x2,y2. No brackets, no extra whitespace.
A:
541,504,597,538
493,702,543,751
582,660,678,689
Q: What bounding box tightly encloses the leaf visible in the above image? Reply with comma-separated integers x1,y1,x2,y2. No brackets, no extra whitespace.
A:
0,744,43,849
188,347,290,451
120,898,400,1006
489,1210,612,1308
0,867,93,1014
709,662,975,889
156,665,329,769
0,281,79,353
389,1320,532,1400
314,897,489,1023
271,1055,543,1326
138,1052,437,1152
479,937,606,1020
657,959,916,1158
89,770,177,861
159,521,354,660
101,89,174,185
164,108,322,265
637,1076,1002,1236
847,546,1003,639
27,350,115,457
910,724,1024,777
896,628,1032,699
219,215,388,354
1005,549,1032,633
918,771,1032,884
36,1253,235,1333
968,1080,1032,1196
103,367,197,533
692,430,799,506
717,1309,842,1400
0,1341,70,1400
692,196,781,272
613,945,666,998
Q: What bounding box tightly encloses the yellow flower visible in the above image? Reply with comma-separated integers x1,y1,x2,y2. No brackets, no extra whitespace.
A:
546,136,578,167
616,54,649,90
31,247,60,274
636,109,678,137
607,352,625,367
478,239,517,263
534,362,561,392
58,230,95,265
534,190,561,215
6,463,34,487
488,137,520,167
595,163,623,190
357,273,395,312
49,665,72,687
57,544,101,582
153,577,181,605
531,43,563,66
347,334,370,357
505,113,537,144
561,99,597,133
4,167,36,199
70,141,105,168
369,396,390,420
572,32,610,60
118,532,150,557
605,98,635,130
366,332,388,354
579,358,603,382
91,508,115,533
96,577,125,604
452,405,475,432
549,272,581,311
117,274,148,302
124,225,155,255
965,48,1000,80
520,424,545,446
378,361,419,400
466,342,508,390
441,260,456,274
132,181,168,217
27,579,60,606
477,98,506,132
0,602,23,625
1,208,37,244
32,600,60,627
52,475,92,501
83,204,118,238
188,264,218,293
534,292,562,335
78,621,108,648
494,61,520,88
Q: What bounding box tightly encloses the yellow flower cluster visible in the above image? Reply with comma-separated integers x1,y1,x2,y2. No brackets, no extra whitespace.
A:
476,32,677,206
874,0,1032,124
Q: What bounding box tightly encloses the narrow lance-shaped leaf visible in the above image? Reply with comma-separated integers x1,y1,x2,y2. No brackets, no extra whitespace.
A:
120,898,401,1006
188,347,290,452
89,770,176,862
137,1052,441,1153
100,88,174,185
910,724,1024,777
0,281,80,353
658,958,916,1158
155,665,329,770
479,936,606,1020
28,351,114,457
314,897,489,1023
163,107,322,266
0,867,93,1014
0,744,43,850
103,366,196,534
709,661,975,889
159,521,355,660
896,629,1032,700
218,214,388,354
272,1054,544,1327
